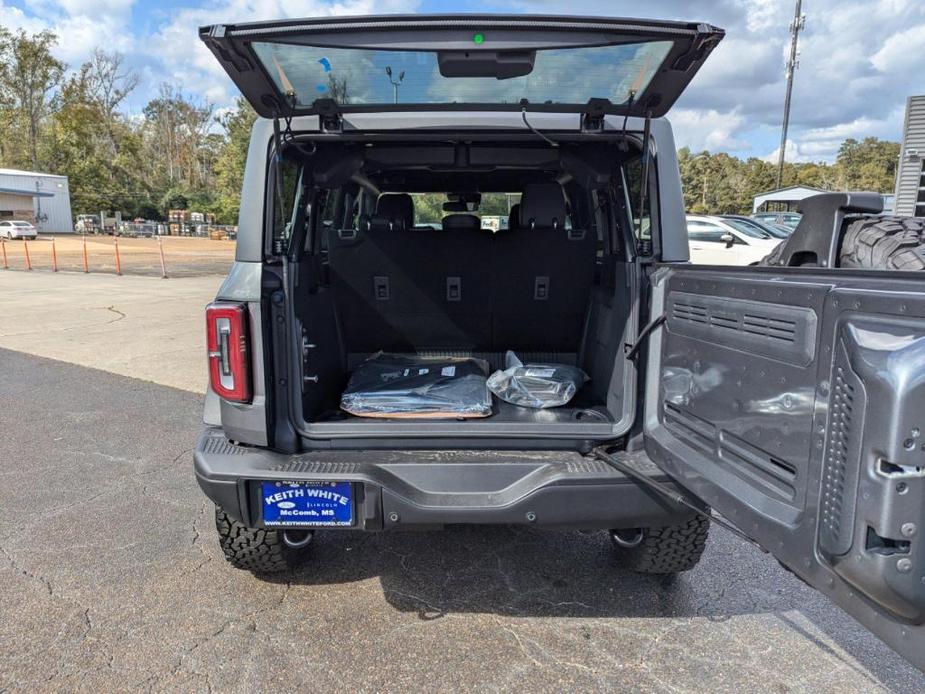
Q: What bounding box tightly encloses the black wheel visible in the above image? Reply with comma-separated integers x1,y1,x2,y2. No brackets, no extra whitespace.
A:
214,506,312,573
610,515,710,574
839,216,925,270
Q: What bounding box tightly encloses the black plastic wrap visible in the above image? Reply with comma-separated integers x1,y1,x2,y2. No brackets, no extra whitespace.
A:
487,351,588,409
341,353,492,418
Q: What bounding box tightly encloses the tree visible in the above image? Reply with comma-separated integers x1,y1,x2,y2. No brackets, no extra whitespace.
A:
0,28,66,170
81,49,139,155
835,137,900,192
139,84,217,212
327,74,349,104
213,97,257,223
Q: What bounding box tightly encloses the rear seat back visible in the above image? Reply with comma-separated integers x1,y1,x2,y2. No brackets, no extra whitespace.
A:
328,193,415,351
328,185,595,353
329,193,492,351
491,183,596,351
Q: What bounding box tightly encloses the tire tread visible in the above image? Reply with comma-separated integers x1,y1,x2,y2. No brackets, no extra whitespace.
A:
612,515,710,574
215,506,304,573
840,216,925,270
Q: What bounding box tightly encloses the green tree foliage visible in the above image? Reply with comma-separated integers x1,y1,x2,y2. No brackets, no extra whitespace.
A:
0,27,65,169
836,137,901,192
213,97,257,223
679,137,900,214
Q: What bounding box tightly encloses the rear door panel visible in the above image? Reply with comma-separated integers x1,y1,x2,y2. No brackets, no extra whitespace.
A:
645,266,925,669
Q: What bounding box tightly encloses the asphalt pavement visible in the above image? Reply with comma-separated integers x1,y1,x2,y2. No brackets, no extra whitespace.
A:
1,346,923,692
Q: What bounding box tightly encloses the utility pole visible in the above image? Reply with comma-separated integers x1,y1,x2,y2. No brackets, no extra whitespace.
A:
776,0,805,189
385,66,405,104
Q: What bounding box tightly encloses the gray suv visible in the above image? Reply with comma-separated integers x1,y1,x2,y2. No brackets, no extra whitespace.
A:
194,14,925,670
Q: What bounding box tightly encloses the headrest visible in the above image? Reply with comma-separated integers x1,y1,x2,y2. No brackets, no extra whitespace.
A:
374,193,414,231
520,183,566,230
508,204,521,229
442,214,481,231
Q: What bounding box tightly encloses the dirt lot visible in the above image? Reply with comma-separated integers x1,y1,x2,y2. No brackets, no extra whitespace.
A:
0,234,235,277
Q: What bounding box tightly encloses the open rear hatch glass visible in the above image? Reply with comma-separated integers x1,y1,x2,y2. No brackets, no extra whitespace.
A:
200,14,723,118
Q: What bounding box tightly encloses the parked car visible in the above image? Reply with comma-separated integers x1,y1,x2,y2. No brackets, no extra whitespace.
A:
193,13,925,669
752,211,802,230
720,214,791,239
0,220,37,240
686,214,780,264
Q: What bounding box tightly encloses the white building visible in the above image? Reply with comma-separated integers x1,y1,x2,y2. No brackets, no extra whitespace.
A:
0,168,73,233
894,95,925,218
752,185,827,213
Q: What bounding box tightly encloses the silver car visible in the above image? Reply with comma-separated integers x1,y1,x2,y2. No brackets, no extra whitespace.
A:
0,220,37,240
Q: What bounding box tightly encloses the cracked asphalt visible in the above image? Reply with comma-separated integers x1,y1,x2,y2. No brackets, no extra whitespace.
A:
1,347,924,692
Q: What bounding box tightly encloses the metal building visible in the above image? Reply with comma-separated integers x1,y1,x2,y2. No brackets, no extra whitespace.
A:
894,95,925,218
752,185,827,212
0,168,73,233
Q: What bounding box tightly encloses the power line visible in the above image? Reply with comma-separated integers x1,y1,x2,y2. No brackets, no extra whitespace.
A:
776,0,806,189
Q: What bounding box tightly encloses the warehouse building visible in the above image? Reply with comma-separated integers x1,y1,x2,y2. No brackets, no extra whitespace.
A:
752,184,827,212
0,168,73,233
894,95,925,218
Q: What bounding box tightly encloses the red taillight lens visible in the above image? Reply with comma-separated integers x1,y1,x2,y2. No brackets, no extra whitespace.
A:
206,302,251,403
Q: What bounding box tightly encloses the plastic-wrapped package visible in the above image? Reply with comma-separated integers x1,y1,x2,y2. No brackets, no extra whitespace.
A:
341,353,492,418
487,351,588,409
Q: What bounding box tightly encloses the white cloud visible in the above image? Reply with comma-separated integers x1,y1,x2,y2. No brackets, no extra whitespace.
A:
871,23,925,72
763,139,819,165
671,108,750,152
0,1,50,33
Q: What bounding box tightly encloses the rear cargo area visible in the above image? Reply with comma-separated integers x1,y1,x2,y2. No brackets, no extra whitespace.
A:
281,139,643,443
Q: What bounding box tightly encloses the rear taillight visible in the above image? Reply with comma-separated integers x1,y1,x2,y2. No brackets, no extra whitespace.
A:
206,302,251,403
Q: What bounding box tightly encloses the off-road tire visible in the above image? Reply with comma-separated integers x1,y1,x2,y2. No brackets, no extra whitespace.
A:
610,515,710,574
215,506,310,573
840,216,925,270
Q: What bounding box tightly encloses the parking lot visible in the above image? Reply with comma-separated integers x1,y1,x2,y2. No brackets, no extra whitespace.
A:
1,271,923,692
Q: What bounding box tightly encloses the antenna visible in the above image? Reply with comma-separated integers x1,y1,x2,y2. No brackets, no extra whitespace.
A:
776,0,806,189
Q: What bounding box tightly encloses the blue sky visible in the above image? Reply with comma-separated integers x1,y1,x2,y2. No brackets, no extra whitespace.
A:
3,0,923,162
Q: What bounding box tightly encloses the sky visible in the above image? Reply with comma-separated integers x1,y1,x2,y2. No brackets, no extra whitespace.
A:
2,0,923,162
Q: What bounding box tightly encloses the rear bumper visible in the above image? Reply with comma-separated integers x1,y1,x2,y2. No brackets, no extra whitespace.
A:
194,428,693,531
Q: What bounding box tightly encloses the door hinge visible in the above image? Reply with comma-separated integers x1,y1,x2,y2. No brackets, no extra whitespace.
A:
624,314,666,362
671,23,724,71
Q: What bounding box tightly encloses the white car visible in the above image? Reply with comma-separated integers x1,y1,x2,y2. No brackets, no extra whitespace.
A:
685,214,781,265
0,220,38,240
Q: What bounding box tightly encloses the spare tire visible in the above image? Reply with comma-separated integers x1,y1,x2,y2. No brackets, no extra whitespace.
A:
840,216,925,270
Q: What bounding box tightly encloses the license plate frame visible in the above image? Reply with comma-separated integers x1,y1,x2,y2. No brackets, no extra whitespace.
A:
260,480,354,527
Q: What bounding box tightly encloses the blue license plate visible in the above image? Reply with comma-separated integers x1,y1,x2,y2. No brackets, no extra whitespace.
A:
261,481,354,527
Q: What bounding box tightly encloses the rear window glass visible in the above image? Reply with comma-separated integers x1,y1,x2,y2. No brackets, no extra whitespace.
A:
252,41,673,108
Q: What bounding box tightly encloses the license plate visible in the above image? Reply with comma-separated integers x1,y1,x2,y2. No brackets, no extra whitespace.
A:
260,481,354,527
